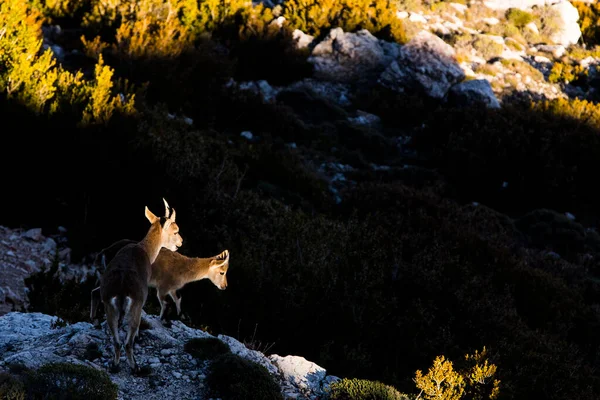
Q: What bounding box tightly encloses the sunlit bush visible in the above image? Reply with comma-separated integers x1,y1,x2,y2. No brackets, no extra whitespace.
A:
283,0,407,43
0,0,136,122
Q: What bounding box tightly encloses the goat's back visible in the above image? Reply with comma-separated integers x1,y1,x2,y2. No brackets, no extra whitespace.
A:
100,243,151,304
149,248,191,290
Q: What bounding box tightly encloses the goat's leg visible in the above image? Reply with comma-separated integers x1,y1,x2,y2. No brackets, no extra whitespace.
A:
124,303,142,374
157,289,169,321
168,291,182,316
90,287,101,328
104,302,121,372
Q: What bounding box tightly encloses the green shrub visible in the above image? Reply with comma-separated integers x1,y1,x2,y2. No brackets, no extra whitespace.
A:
25,363,117,400
184,337,231,360
206,353,283,400
505,8,534,28
0,373,25,400
327,378,409,400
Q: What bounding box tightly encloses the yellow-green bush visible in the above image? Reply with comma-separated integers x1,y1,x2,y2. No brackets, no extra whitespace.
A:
505,8,534,28
282,0,406,43
574,1,600,46
0,0,57,113
80,55,136,125
460,347,501,400
531,97,600,129
414,356,465,400
30,0,89,19
81,0,194,59
179,0,251,36
0,0,136,122
547,61,588,84
327,378,409,400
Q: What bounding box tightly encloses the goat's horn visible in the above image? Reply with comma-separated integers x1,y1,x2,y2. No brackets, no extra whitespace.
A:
163,198,171,218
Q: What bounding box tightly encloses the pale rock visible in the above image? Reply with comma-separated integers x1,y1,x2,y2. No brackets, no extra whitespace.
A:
549,1,582,47
309,28,399,83
23,228,43,242
537,44,566,58
449,2,468,13
525,21,539,35
534,55,552,63
292,29,314,49
240,131,253,140
379,30,465,99
409,13,428,23
482,17,500,25
446,79,501,109
269,354,327,395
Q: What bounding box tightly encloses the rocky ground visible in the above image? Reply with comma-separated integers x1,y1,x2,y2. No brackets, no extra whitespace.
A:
0,311,339,400
0,226,339,399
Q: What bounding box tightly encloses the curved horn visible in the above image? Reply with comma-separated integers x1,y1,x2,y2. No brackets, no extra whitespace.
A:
163,198,171,218
170,207,176,221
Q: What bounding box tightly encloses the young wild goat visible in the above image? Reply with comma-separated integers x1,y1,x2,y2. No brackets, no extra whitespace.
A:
91,240,229,323
99,199,182,374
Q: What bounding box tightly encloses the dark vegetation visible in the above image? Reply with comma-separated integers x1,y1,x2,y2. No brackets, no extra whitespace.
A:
2,1,600,399
184,337,231,360
206,353,283,400
0,363,118,400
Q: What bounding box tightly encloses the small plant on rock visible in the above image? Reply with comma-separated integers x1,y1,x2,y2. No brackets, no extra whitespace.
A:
184,337,231,360
327,378,409,400
505,8,534,28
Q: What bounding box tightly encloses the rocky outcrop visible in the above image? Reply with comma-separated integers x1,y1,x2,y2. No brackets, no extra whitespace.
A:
548,1,582,47
0,311,339,400
379,30,465,99
308,28,399,83
0,225,103,316
0,227,59,315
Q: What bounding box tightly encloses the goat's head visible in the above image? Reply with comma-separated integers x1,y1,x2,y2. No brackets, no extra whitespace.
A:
144,198,183,252
207,250,229,290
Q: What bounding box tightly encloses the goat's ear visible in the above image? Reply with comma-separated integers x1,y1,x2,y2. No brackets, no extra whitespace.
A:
145,206,158,224
210,250,229,267
169,207,176,222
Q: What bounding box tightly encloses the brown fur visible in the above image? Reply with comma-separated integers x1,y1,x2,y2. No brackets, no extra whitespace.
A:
97,200,182,374
91,240,229,322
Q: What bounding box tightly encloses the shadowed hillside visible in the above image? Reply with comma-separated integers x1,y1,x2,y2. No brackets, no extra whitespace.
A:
3,0,600,399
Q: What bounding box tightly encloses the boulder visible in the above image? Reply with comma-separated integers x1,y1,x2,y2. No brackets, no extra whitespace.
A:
379,30,465,99
446,79,501,109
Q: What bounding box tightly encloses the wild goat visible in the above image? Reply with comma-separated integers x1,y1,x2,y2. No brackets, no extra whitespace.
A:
91,240,229,323
98,199,182,373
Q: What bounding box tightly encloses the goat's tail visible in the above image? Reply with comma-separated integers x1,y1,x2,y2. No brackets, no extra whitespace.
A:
110,296,133,326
